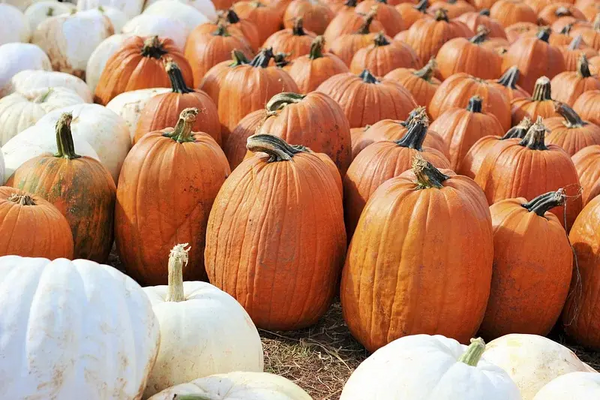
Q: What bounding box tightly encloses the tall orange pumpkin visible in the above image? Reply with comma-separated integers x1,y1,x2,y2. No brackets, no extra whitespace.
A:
511,76,561,125
283,0,335,35
341,156,493,352
551,54,600,106
263,18,317,61
328,12,381,65
115,108,230,285
205,134,347,330
323,0,385,44
349,32,421,76
572,144,600,205
487,66,531,101
545,102,600,156
355,0,405,36
199,50,250,107
384,58,440,112
232,0,283,44
7,113,115,262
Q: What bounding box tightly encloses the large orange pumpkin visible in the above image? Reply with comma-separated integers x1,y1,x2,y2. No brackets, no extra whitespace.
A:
94,36,193,105
223,109,267,170
456,10,508,39
395,0,431,30
551,54,600,106
349,32,421,76
487,66,531,101
489,0,537,28
511,76,561,125
283,0,334,35
323,0,385,44
384,58,440,113
504,21,539,43
573,89,600,126
328,12,382,65
545,102,600,156
341,156,493,352
572,144,600,205
233,0,283,44
263,18,317,61
7,113,115,262
355,0,405,36
0,187,73,259
538,3,586,26
222,8,261,51
115,108,230,285
199,50,250,107
559,35,599,72
480,190,573,340
205,134,347,330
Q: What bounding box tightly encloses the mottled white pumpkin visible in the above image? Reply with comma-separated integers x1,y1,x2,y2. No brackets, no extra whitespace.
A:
122,14,187,50
37,103,131,182
533,372,600,400
483,334,592,400
106,87,171,139
341,335,522,400
148,372,312,400
0,87,85,145
0,255,160,399
0,4,31,45
0,43,51,97
32,9,114,78
143,244,264,397
143,0,210,35
77,0,144,19
8,69,92,103
86,33,131,94
143,0,217,22
24,1,75,32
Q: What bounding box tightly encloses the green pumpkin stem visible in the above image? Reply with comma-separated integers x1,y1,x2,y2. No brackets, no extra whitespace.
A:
414,58,437,81
497,66,520,89
266,92,306,115
415,0,428,13
225,8,241,23
246,134,307,162
168,108,198,143
292,18,306,36
309,36,325,59
250,47,274,68
360,69,379,84
357,11,377,34
522,190,566,216
230,49,250,66
470,25,490,44
166,244,190,302
33,87,54,103
556,102,586,128
54,113,81,159
141,36,168,59
413,155,449,189
519,117,548,150
46,7,54,16
434,8,449,22
479,8,490,16
577,53,592,78
536,27,551,43
395,114,429,150
502,117,532,140
466,96,483,113
458,338,486,366
7,193,36,206
165,59,194,94
531,76,552,101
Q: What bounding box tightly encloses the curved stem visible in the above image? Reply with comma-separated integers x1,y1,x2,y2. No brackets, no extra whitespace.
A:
402,106,428,128
531,77,552,101
246,134,306,162
357,11,376,34
167,108,198,143
561,24,573,36
54,113,81,159
479,8,490,16
568,35,583,50
466,96,483,113
250,48,274,68
212,23,231,37
165,59,194,94
309,36,325,59
522,191,566,216
230,49,250,66
434,8,449,22
536,27,551,43
373,32,390,47
166,244,190,302
414,0,428,13
458,338,486,366
292,18,306,36
395,116,428,150
7,193,36,206
360,69,379,84
412,155,449,189
141,36,167,59
470,25,490,44
33,88,53,103
497,66,520,89
413,58,437,82
577,54,592,78
519,117,548,150
225,8,240,23
502,117,532,140
266,92,305,114
556,102,586,128
273,52,291,68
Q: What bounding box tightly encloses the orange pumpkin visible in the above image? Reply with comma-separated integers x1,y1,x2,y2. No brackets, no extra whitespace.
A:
283,0,334,35
551,54,600,106
265,0,293,17
349,32,421,76
316,69,417,128
263,18,316,61
355,0,405,36
591,54,600,73
213,0,236,9
489,0,537,28
551,16,591,35
511,76,561,125
480,190,573,339
233,0,283,44
223,109,267,169
505,21,539,43
525,0,574,14
559,35,599,71
395,0,432,30
580,2,600,22
571,14,600,50
487,66,531,101
115,108,230,285
573,89,600,126
328,12,381,65
134,61,221,145
199,50,250,108
384,57,440,112
341,156,493,352
0,187,73,259
94,36,194,105
456,10,508,39
538,3,586,26
222,8,261,51
428,0,476,18
520,26,575,47
545,102,600,156
205,134,346,330
323,0,385,44
572,144,600,205
322,0,351,13
7,113,115,262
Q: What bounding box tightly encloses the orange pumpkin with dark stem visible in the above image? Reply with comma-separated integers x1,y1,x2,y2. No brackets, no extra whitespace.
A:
115,108,230,285
456,9,508,39
520,25,574,47
480,190,573,340
343,115,450,237
0,188,73,259
487,66,531,101
213,0,236,9
222,8,261,51
559,35,599,71
489,0,537,28
580,2,600,22
205,134,346,330
199,50,250,108
94,36,193,105
539,3,586,26
283,0,335,35
545,102,600,156
474,117,582,229
341,156,494,352
525,0,573,14
573,89,600,126
134,61,221,145
233,0,283,44
511,76,561,125
7,113,115,262
323,0,385,44
572,145,600,205
288,36,349,94
328,12,381,65
395,0,431,30
349,33,421,76
429,72,512,131
355,0,405,36
223,109,267,169
317,69,417,128
552,17,592,34
505,22,539,43
265,0,293,17
263,18,316,61
428,0,475,18
571,14,600,50
551,54,600,106
384,58,440,113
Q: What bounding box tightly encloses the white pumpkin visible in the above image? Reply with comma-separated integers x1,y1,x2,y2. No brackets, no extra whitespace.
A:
85,33,131,93
143,244,264,397
0,43,51,97
8,69,93,103
143,0,210,35
533,372,600,400
97,5,127,32
32,9,114,78
483,334,592,400
77,0,144,19
340,335,522,400
106,87,171,139
24,1,75,32
36,103,131,182
0,150,4,182
0,4,31,45
143,0,217,22
0,255,160,399
148,372,312,400
0,87,85,145
122,14,187,50
0,0,34,11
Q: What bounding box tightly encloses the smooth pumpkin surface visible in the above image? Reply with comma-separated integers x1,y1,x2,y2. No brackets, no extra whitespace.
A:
545,103,600,156
384,58,441,113
572,145,600,205
511,76,561,125
533,372,600,400
551,54,600,106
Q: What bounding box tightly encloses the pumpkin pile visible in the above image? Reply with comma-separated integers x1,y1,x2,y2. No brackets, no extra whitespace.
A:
2,0,600,398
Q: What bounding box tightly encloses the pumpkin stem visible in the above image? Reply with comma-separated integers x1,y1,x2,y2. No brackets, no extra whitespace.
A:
357,11,377,34
7,193,36,206
360,69,379,84
466,96,483,113
212,22,231,37
470,25,490,44
555,6,572,17
519,116,548,150
568,34,583,50
309,36,325,59
458,338,486,367
165,59,194,94
250,47,274,68
375,0,388,3
479,8,490,16
54,112,81,160
292,18,307,36
561,23,573,35
556,102,586,128
141,36,167,59
273,52,291,68
434,8,449,22
344,0,358,7
46,7,54,16
225,8,240,23
415,0,428,13
413,58,437,82
373,32,390,46
502,117,532,140
497,66,521,89
266,92,305,115
531,76,552,101
167,108,198,143
577,53,592,78
246,134,307,162
395,114,429,150
522,190,566,217
536,27,551,43
230,49,250,66
404,106,427,126
412,154,449,189
33,87,54,103
166,243,190,302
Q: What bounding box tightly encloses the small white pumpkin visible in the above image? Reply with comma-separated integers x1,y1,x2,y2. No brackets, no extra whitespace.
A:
143,0,217,22
0,255,161,399
533,372,600,400
148,372,312,400
97,5,127,32
0,43,51,97
32,9,114,78
483,334,592,400
0,4,31,45
0,87,85,145
24,1,75,32
106,87,171,139
143,0,210,35
143,244,264,397
85,33,131,94
77,0,144,19
8,69,92,103
340,335,522,400
37,103,131,182
122,14,187,50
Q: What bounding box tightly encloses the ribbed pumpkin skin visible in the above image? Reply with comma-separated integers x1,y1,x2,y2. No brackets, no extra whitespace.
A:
511,98,560,125
489,0,537,28
384,65,441,112
205,148,347,330
395,2,431,30
349,39,421,76
341,168,493,352
458,135,503,178
559,46,598,72
480,196,573,340
262,26,317,61
504,22,538,43
0,188,73,259
224,109,266,170
323,11,385,45
328,32,379,66
573,90,600,126
487,80,530,102
232,1,282,44
428,0,475,18
355,0,405,36
436,37,503,80
456,12,508,38
573,145,600,205
551,71,600,106
545,118,600,156
288,52,349,94
283,0,334,34
115,130,230,285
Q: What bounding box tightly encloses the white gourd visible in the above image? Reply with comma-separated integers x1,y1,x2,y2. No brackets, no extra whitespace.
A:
86,33,131,94
143,0,210,36
0,43,52,97
143,0,217,22
533,372,600,400
122,14,187,50
77,0,144,19
8,69,93,103
24,1,75,32
0,4,31,45
97,5,127,32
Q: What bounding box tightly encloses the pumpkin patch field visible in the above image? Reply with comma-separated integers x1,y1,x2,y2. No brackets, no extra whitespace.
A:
5,0,600,399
